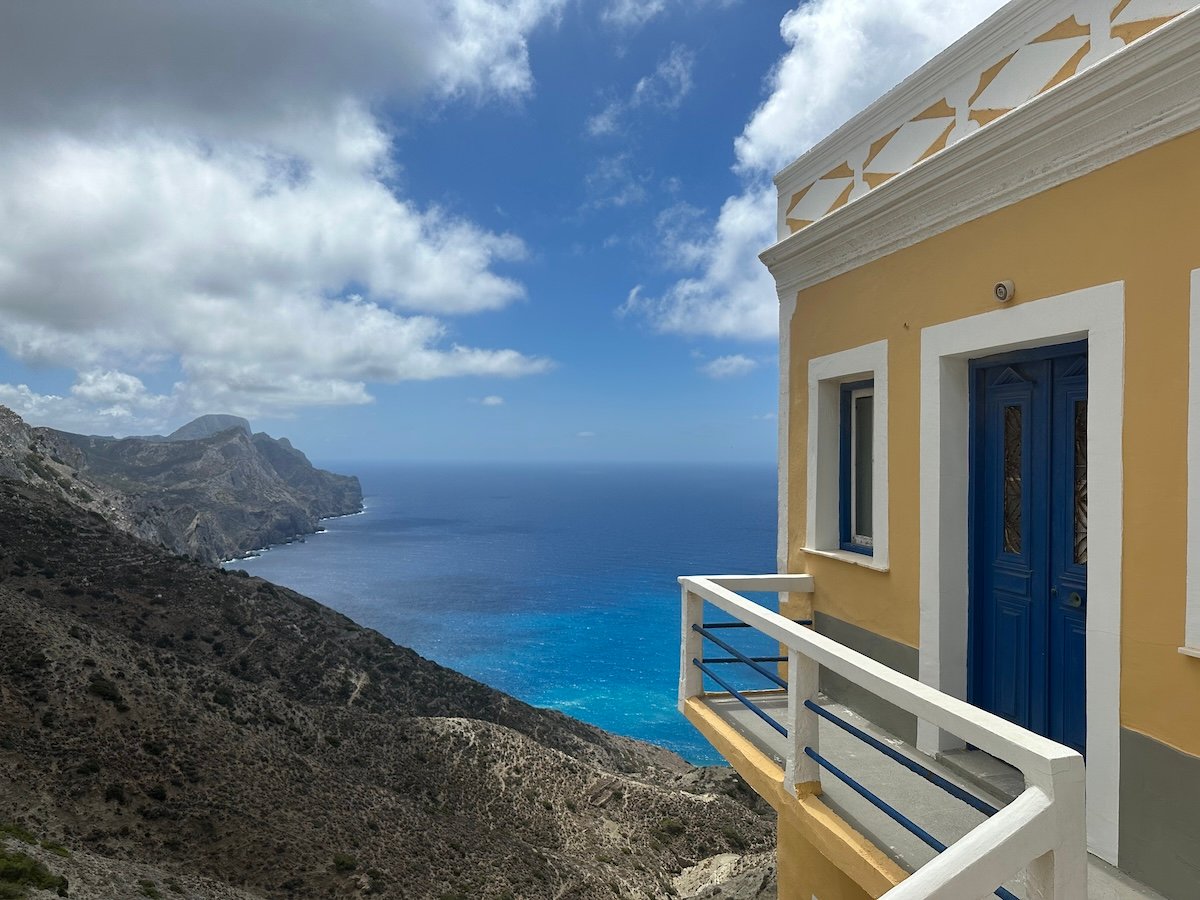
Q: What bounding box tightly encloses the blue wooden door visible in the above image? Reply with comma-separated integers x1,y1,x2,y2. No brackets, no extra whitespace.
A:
970,342,1087,754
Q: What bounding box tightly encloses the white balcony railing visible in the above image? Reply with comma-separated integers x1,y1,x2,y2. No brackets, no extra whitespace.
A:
679,574,1086,900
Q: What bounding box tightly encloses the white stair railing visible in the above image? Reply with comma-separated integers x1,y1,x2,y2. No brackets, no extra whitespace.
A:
679,574,1086,900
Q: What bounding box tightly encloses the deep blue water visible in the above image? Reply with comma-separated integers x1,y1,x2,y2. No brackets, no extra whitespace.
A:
225,463,777,764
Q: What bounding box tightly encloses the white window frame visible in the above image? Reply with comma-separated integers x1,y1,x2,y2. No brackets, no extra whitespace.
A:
806,340,889,571
1183,268,1200,657
843,382,876,551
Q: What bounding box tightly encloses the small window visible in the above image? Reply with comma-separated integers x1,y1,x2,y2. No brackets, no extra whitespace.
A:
840,380,874,554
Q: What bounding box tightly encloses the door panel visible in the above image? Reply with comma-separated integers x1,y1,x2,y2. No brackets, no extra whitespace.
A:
970,343,1087,754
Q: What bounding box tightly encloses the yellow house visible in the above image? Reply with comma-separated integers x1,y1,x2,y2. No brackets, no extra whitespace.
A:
679,2,1200,898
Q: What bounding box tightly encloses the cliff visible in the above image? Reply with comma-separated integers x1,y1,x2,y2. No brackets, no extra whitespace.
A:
0,407,362,563
0,480,775,899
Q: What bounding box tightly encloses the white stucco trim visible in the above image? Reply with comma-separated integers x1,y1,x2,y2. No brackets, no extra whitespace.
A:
761,8,1200,298
805,340,889,572
1183,269,1200,657
779,294,797,573
917,282,1124,865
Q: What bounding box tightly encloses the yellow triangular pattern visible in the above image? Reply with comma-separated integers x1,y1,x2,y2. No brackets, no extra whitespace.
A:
913,98,955,121
1110,0,1136,22
1112,15,1178,44
916,121,957,163
969,52,1018,106
786,218,813,234
826,182,856,215
863,128,901,170
821,162,854,180
786,182,814,216
862,172,898,189
969,108,1011,128
1040,40,1091,93
1032,15,1090,43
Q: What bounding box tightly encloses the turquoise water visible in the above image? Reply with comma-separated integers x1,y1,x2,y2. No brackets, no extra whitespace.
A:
225,463,778,764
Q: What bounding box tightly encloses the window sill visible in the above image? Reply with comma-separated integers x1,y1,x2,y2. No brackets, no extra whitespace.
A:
801,546,890,572
1179,646,1200,659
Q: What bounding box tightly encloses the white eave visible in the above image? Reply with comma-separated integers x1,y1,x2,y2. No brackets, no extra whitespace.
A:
761,5,1200,299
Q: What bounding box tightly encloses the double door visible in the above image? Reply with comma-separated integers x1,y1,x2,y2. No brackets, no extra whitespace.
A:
970,342,1087,754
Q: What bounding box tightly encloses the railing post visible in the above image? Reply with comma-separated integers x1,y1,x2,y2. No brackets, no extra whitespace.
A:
678,586,704,711
785,647,820,794
1025,758,1087,900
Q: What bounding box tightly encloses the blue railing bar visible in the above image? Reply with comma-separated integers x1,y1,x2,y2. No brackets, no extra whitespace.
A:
693,659,788,737
693,624,787,689
803,700,1001,817
702,619,812,628
705,656,787,665
804,748,1017,900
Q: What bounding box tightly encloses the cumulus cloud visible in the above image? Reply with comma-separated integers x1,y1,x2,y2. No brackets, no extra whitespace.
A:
701,354,758,379
480,395,506,406
0,0,563,433
627,0,1005,340
587,44,695,137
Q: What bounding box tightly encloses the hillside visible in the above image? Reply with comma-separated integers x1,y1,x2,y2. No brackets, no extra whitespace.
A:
0,406,361,564
0,480,776,899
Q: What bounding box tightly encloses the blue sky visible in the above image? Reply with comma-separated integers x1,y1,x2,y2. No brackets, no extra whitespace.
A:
0,0,1002,463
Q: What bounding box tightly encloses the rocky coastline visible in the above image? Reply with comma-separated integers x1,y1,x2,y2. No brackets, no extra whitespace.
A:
0,409,777,898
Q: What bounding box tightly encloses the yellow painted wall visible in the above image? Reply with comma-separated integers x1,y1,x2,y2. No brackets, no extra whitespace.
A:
786,127,1200,755
778,825,872,900
683,697,907,898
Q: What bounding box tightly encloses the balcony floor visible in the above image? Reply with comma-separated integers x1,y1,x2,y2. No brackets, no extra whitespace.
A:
700,692,1165,899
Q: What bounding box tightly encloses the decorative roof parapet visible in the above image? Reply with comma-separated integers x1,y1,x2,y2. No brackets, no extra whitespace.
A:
774,0,1196,240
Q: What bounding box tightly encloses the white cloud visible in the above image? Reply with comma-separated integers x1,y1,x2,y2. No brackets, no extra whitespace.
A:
601,0,668,29
0,376,174,437
481,395,506,406
585,154,649,208
701,354,758,379
586,44,695,137
628,0,1006,340
623,186,779,338
600,0,736,30
0,0,564,434
576,431,596,438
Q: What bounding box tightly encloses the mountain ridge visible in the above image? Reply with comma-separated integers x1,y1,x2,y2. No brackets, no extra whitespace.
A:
0,407,362,564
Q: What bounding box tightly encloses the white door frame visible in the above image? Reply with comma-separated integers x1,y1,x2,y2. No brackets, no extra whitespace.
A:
917,281,1124,864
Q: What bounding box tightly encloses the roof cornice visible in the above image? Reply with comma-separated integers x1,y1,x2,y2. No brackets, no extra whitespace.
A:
772,0,1058,188
761,7,1200,300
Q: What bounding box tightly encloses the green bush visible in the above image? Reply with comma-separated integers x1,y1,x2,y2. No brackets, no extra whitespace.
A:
38,841,69,859
137,879,162,898
653,817,685,839
86,674,128,711
0,825,35,846
332,853,358,873
721,825,748,851
0,846,69,897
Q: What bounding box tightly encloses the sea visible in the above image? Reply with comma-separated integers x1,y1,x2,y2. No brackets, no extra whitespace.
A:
223,462,778,765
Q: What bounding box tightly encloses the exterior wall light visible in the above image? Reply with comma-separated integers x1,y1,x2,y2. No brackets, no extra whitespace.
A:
994,280,1016,303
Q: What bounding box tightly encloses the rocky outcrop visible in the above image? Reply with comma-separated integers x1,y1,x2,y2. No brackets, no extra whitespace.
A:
0,407,362,563
675,853,778,899
0,480,775,899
